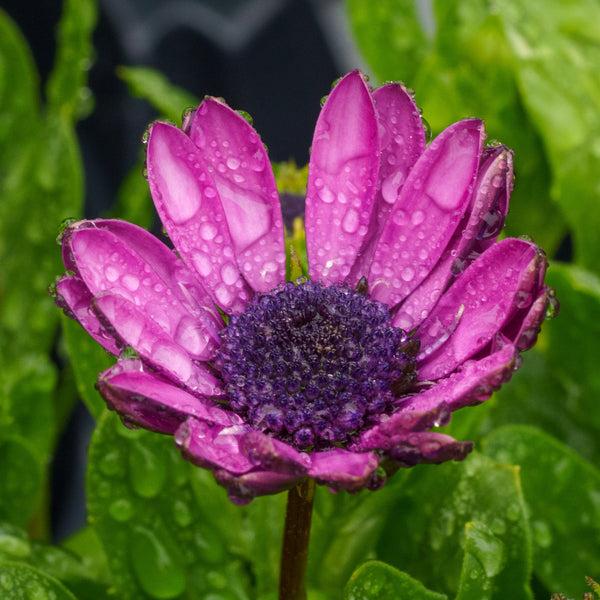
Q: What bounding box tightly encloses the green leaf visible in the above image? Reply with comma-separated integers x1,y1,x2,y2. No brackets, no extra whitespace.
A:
345,560,447,600
0,8,40,170
61,316,113,420
482,263,600,463
483,425,600,598
0,353,58,462
0,561,78,599
46,0,97,120
344,0,427,84
417,0,566,258
0,522,111,598
87,412,251,600
494,0,600,272
376,453,532,599
0,437,42,528
117,66,200,124
1,115,83,357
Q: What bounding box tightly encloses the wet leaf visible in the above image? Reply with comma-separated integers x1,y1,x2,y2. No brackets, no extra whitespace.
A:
0,437,42,527
117,66,200,125
0,8,40,170
87,412,251,600
0,561,78,599
495,0,600,272
484,425,600,598
376,453,532,599
344,560,447,600
0,353,57,462
344,0,427,84
46,0,97,120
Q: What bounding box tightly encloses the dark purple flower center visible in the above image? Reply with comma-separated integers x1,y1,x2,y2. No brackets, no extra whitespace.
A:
216,279,418,449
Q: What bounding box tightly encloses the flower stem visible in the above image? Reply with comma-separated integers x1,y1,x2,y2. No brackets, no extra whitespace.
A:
278,477,316,600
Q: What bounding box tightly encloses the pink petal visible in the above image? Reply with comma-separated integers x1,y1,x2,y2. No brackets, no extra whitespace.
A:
66,223,221,360
240,430,311,475
349,82,426,283
357,403,452,450
188,98,286,292
55,275,119,354
417,238,542,380
147,122,252,313
509,287,551,351
368,119,486,308
383,432,473,467
307,447,379,492
92,292,223,397
400,343,517,415
394,146,513,331
305,71,380,284
214,469,303,505
98,361,240,434
175,418,254,475
88,219,222,324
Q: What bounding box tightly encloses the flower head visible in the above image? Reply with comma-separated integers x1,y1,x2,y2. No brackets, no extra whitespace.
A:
53,71,556,505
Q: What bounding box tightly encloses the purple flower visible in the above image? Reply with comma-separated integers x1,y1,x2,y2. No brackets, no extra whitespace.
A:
54,71,555,505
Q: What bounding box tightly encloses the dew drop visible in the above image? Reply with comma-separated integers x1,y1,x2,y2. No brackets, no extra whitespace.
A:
226,156,240,170
319,188,335,204
192,251,212,277
129,443,167,498
109,498,134,522
122,274,140,292
220,263,240,286
341,208,359,234
104,266,119,282
131,526,187,599
411,210,425,226
173,499,193,527
401,267,415,282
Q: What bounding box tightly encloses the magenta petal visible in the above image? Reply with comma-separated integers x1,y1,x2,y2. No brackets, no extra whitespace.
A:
175,418,254,475
385,432,473,467
305,71,380,284
66,223,221,360
401,343,517,415
55,276,119,354
417,238,541,380
349,82,426,283
92,292,223,397
82,219,222,325
357,403,452,451
98,362,240,434
147,122,252,313
509,287,551,351
394,146,513,331
214,470,303,505
368,119,485,308
307,447,379,491
240,430,311,475
188,98,286,292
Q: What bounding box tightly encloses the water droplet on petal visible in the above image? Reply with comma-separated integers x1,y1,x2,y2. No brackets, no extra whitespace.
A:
226,156,240,170
319,188,335,204
341,209,359,234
